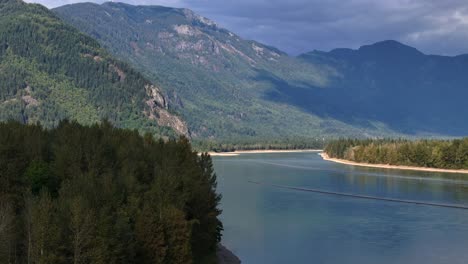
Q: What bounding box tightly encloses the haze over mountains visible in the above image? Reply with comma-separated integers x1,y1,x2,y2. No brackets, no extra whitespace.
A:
54,2,468,140
300,40,468,136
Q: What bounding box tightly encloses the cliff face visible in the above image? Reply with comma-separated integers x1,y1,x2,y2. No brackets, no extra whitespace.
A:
145,84,190,137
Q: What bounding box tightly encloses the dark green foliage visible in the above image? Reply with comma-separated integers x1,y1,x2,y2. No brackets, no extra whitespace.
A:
193,137,326,152
325,138,468,170
23,161,58,196
0,121,222,263
0,0,177,138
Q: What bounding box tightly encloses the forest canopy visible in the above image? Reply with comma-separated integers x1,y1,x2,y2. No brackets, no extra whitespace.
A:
0,120,222,264
325,138,468,170
0,0,178,138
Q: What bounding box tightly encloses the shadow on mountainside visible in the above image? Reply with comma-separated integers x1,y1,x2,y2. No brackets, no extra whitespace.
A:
254,68,468,136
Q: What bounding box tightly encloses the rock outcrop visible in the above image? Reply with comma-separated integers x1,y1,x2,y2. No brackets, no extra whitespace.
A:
144,84,190,137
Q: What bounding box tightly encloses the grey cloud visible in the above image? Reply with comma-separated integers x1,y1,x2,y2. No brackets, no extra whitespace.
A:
26,0,468,55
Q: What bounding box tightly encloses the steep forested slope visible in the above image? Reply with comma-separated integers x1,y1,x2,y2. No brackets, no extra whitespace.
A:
0,0,188,137
55,2,395,140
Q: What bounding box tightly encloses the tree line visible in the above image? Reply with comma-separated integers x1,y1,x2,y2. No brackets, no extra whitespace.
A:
325,138,468,170
0,120,222,264
193,137,326,152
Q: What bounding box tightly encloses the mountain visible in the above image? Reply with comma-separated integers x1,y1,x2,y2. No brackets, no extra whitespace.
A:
54,2,468,139
54,2,395,141
299,40,468,135
0,0,188,137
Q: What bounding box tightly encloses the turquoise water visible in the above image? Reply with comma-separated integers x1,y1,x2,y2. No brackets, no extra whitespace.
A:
213,152,468,264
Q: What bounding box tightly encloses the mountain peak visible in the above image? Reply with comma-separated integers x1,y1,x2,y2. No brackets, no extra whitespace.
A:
322,40,424,59
359,40,423,56
180,7,218,27
99,1,218,28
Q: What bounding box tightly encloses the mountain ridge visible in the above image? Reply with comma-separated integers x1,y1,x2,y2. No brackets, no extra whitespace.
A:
306,40,468,58
54,2,468,138
299,40,468,136
55,1,403,140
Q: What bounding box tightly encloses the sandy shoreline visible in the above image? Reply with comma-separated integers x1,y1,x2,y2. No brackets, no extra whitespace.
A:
207,149,322,156
320,153,468,174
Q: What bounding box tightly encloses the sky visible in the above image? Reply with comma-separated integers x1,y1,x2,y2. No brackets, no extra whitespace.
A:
26,0,468,56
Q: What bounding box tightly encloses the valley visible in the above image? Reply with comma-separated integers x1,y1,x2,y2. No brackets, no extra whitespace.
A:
53,2,468,141
2,1,468,263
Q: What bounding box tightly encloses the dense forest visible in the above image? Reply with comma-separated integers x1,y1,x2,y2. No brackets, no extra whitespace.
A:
0,0,182,138
325,138,468,170
193,137,325,152
0,121,222,264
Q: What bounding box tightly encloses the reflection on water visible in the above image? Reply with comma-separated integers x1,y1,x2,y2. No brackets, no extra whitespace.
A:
213,152,468,264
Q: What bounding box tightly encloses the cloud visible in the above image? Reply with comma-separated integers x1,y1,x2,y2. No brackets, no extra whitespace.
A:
25,0,468,56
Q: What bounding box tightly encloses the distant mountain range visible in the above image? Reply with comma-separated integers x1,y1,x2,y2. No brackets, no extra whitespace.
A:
1,0,467,141
0,0,187,137
300,40,468,136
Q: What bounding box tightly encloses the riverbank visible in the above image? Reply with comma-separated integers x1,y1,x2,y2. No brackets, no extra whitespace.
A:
320,153,468,174
207,149,322,156
217,244,241,264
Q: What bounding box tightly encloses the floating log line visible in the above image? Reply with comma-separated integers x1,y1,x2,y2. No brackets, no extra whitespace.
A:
248,181,468,210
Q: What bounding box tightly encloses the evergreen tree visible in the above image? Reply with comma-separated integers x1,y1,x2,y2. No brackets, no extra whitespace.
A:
0,121,223,263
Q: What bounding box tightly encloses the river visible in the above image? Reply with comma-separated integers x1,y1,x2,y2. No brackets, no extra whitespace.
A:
213,152,468,264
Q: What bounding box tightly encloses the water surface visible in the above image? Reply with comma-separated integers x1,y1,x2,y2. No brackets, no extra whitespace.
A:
214,152,468,264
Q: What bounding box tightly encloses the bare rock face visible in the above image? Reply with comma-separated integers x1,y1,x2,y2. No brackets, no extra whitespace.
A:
21,95,39,108
145,85,167,109
155,108,190,137
21,85,39,108
181,8,218,28
109,64,126,82
144,84,190,137
173,24,201,36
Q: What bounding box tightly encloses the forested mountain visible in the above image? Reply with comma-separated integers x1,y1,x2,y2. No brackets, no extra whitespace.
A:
300,40,468,136
0,121,222,263
55,2,468,140
0,0,188,137
54,2,397,141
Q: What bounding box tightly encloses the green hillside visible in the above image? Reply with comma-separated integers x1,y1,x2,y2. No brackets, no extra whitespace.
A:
0,0,187,137
55,2,398,141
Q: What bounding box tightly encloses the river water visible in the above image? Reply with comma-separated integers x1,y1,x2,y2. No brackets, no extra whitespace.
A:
213,152,468,264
